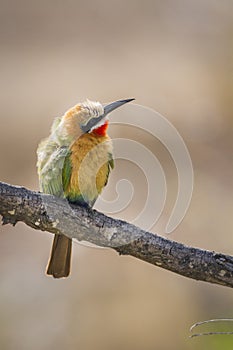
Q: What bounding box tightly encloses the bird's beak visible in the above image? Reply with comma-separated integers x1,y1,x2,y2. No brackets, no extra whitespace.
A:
81,98,135,133
103,98,135,116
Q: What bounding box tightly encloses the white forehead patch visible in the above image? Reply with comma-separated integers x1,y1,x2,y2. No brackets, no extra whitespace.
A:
82,99,104,118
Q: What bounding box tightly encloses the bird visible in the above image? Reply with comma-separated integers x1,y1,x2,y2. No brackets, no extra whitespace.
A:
37,98,134,278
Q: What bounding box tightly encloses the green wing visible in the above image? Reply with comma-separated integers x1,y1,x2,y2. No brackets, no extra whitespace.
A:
104,152,114,187
37,138,71,197
109,153,114,171
62,153,72,193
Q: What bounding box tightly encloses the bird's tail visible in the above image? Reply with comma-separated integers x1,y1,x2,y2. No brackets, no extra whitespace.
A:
47,234,72,278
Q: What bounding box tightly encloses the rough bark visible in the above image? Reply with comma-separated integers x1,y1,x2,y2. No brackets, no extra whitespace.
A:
0,181,233,287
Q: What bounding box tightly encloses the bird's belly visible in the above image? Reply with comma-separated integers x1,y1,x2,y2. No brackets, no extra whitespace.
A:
65,133,112,206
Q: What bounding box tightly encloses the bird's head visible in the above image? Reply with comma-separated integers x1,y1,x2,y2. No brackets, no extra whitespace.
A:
64,98,134,137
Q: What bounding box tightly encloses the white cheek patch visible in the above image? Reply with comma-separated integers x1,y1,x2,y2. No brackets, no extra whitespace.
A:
89,117,109,132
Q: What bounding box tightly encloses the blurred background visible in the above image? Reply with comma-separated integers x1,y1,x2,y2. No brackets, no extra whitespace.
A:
0,0,233,349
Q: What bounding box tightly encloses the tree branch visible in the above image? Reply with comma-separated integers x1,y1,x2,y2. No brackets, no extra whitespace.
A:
0,181,232,287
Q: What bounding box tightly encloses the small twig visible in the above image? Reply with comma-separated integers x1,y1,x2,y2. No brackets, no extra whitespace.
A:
190,331,233,338
190,318,233,338
190,318,233,332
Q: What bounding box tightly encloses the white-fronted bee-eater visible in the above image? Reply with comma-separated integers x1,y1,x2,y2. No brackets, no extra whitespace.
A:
37,98,134,278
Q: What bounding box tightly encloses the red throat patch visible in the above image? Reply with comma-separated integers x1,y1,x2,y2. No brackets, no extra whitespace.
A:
92,120,109,136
